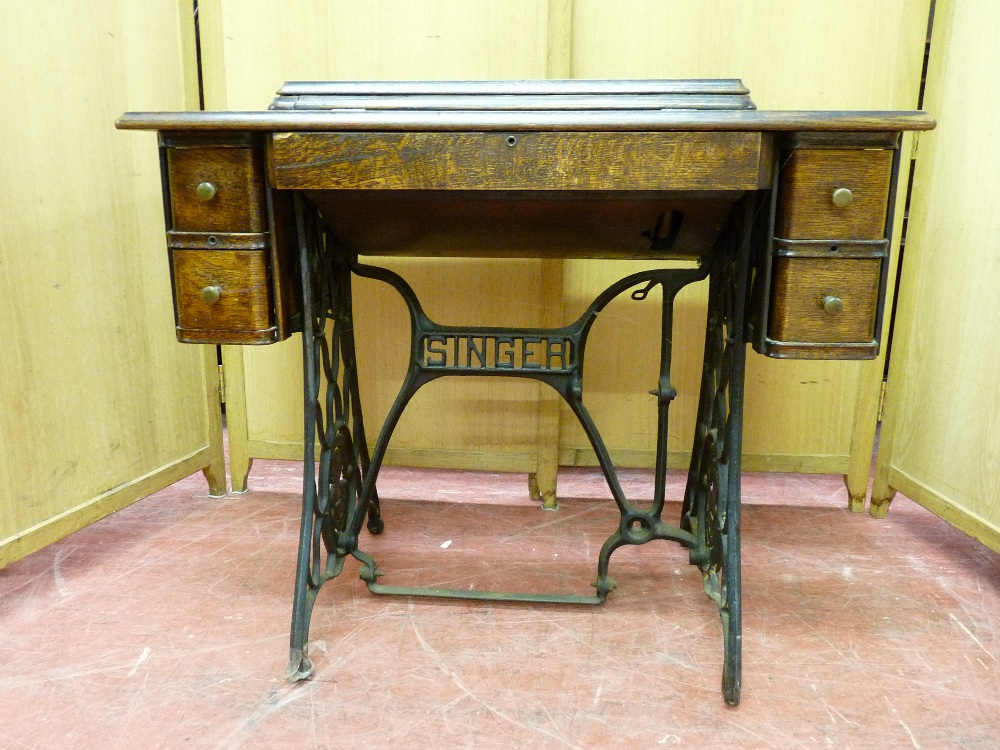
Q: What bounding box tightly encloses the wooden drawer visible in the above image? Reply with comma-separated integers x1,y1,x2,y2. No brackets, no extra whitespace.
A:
171,248,276,344
777,148,893,240
269,131,773,191
768,257,881,345
167,146,267,232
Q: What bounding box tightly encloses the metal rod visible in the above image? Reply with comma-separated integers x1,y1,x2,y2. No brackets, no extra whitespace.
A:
288,192,319,680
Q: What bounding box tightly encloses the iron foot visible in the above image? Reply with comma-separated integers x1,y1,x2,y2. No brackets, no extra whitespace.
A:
286,648,314,682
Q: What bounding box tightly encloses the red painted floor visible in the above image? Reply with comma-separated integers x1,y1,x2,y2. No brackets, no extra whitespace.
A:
1,460,998,748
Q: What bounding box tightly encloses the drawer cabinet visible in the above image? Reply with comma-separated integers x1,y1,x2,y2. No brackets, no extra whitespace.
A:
159,132,298,344
753,132,900,359
153,128,903,356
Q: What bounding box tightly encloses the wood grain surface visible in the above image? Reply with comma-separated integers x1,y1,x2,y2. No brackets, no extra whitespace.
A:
167,146,267,232
0,0,224,566
270,131,767,191
204,0,555,487
872,0,1000,549
777,149,893,239
172,248,274,340
768,257,881,343
306,191,736,259
562,0,930,477
192,0,932,489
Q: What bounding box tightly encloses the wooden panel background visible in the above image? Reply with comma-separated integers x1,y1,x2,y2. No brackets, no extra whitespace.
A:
0,1,225,566
562,0,928,492
873,0,1000,551
206,0,930,503
205,0,559,490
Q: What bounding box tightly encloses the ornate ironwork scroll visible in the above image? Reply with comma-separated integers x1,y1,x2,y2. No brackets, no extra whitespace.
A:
681,198,755,705
346,257,709,606
287,193,756,705
287,194,383,681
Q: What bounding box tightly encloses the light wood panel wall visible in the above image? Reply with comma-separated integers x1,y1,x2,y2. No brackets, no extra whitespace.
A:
563,0,930,499
0,2,225,566
207,0,931,504
873,0,1000,552
202,0,561,489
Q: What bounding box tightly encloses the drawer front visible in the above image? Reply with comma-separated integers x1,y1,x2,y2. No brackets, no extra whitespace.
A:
167,147,267,232
768,257,880,344
269,131,772,191
777,148,893,240
172,248,276,344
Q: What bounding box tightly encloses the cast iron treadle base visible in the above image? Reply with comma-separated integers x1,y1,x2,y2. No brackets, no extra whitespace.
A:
286,193,754,706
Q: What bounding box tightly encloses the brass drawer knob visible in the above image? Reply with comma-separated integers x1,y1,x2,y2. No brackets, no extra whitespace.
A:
201,285,222,304
195,181,218,201
831,187,854,208
822,295,844,314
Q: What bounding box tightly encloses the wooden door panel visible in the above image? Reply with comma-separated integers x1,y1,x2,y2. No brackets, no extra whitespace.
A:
207,0,931,506
0,0,224,567
564,0,929,491
873,0,1000,551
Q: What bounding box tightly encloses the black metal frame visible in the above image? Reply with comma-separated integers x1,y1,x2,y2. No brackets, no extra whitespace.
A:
287,193,755,706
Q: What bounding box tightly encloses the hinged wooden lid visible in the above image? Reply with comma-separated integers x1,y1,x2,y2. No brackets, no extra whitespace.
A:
269,79,757,112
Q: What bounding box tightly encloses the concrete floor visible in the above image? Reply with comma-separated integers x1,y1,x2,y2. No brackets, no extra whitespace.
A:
1,460,998,749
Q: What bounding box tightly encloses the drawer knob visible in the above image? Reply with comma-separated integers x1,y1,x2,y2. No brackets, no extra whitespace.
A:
822,295,844,314
195,181,218,201
201,285,222,304
831,187,854,208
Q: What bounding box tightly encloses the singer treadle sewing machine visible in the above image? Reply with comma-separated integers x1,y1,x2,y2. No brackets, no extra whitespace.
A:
117,80,934,705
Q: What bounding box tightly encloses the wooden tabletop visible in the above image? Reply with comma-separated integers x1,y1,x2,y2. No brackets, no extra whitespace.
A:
117,109,934,133
117,78,934,133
